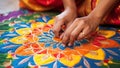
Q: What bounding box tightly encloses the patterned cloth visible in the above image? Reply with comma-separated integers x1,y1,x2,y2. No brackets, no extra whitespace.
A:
0,10,120,68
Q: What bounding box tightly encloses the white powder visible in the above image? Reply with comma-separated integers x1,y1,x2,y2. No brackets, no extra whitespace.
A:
0,0,19,14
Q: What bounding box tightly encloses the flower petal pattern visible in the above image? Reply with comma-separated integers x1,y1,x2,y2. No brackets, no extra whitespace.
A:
0,10,120,68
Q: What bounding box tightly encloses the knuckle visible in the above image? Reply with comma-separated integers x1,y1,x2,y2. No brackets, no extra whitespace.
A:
80,19,85,22
70,33,77,39
87,25,91,29
81,20,86,24
70,33,77,38
71,33,75,37
64,33,70,37
75,18,79,22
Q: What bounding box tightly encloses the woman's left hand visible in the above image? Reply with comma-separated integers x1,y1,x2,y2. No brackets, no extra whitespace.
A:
61,15,102,46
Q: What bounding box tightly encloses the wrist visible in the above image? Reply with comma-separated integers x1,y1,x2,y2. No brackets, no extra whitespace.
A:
65,6,77,12
88,13,103,24
89,11,104,20
62,0,77,11
63,7,77,16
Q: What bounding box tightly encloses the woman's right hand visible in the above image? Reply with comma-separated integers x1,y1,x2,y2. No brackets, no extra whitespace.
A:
52,9,77,37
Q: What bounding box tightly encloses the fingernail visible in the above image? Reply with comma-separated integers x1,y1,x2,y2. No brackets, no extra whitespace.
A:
68,43,72,46
60,34,63,39
60,35,62,39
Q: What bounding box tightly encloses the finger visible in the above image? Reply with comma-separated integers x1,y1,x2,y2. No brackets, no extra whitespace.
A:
60,33,64,39
66,21,73,28
62,20,78,45
52,19,64,37
69,21,84,46
77,26,91,40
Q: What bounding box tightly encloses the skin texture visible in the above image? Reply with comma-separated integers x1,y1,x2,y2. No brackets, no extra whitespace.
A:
52,0,118,46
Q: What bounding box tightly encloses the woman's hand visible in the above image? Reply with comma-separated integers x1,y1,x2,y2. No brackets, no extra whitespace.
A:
60,0,118,46
52,9,77,37
61,15,102,46
52,0,77,38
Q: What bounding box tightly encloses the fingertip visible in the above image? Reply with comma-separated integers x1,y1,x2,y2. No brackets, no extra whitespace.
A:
60,33,64,39
69,39,74,46
77,34,84,41
52,29,59,37
52,26,64,38
62,37,68,46
68,43,72,46
62,40,66,45
62,43,66,47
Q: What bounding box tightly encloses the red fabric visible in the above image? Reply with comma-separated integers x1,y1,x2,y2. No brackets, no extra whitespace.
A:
105,1,120,25
35,0,63,7
25,0,120,25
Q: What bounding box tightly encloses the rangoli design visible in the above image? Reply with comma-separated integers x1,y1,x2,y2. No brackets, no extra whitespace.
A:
0,10,120,68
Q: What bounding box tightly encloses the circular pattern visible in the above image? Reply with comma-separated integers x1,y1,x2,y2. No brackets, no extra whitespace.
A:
0,12,120,68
